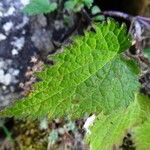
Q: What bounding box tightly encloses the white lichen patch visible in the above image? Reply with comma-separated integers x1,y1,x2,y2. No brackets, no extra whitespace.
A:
0,59,20,86
39,118,48,130
12,49,19,55
0,33,6,41
0,11,3,17
3,21,13,33
3,73,12,86
4,6,15,16
0,69,4,76
12,69,20,76
0,70,12,86
11,37,25,50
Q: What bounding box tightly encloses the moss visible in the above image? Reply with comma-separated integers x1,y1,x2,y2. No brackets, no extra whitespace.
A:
12,119,48,150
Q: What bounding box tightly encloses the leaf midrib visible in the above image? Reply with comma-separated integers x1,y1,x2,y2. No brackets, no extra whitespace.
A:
13,54,119,115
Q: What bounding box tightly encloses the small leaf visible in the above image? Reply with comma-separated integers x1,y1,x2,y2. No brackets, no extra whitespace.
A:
64,0,93,12
91,6,105,21
83,0,93,8
64,0,77,10
23,0,57,15
91,5,101,15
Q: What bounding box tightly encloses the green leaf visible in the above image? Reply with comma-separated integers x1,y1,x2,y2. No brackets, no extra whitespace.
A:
64,0,94,12
91,5,101,15
91,6,105,21
64,0,77,10
83,0,93,8
87,93,150,150
144,48,150,60
23,0,57,15
0,20,138,119
132,94,150,150
133,120,150,150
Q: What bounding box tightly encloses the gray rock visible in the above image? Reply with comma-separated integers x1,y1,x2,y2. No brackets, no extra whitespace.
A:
0,0,78,109
0,0,52,108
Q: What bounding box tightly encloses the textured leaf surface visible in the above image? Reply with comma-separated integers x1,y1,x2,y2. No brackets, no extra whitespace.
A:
0,21,139,118
132,94,150,150
133,120,150,150
23,0,57,15
87,94,150,150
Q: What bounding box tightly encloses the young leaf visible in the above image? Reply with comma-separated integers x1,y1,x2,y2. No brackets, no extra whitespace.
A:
64,0,94,12
86,93,150,150
91,6,101,15
91,6,105,21
0,20,138,119
23,0,57,15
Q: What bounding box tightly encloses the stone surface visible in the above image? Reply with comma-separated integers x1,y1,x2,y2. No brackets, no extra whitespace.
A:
0,0,38,108
0,0,76,109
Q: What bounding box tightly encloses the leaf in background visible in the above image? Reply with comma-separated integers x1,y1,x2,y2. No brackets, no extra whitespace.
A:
64,0,77,10
91,5,105,21
0,20,138,119
87,93,150,150
91,5,101,15
65,0,94,12
144,48,150,60
83,0,94,8
23,0,57,15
